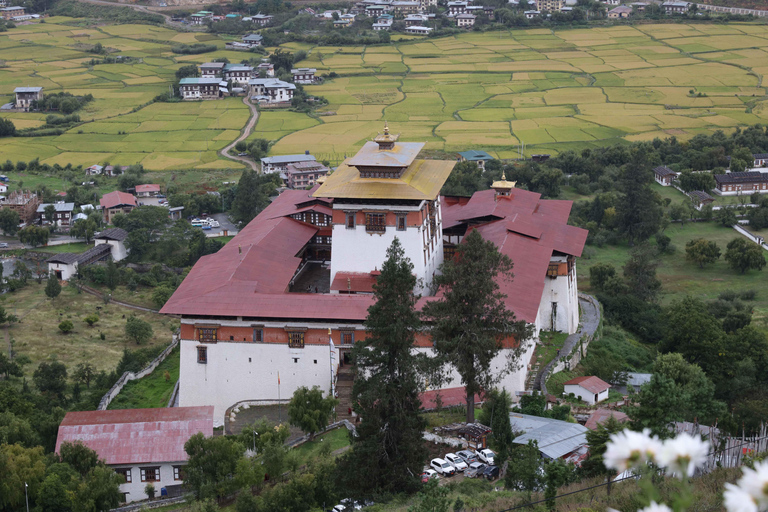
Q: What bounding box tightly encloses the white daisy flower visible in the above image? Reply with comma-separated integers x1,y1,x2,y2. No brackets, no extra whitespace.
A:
735,461,768,508
723,483,759,512
604,429,661,472
638,501,672,512
657,433,709,478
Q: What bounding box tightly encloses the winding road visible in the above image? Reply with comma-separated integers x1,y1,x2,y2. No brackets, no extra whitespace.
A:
220,96,260,171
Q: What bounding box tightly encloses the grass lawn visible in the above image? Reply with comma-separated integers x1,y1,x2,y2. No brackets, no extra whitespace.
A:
422,407,482,429
89,283,160,310
107,346,179,409
291,427,351,466
3,283,178,376
532,331,569,370
34,242,92,254
546,369,580,397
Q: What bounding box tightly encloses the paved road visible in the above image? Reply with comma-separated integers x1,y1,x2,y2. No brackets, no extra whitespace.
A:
220,96,260,172
533,293,601,395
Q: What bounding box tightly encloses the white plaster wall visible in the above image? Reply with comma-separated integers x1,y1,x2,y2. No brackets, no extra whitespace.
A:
563,384,596,405
537,264,579,334
48,261,77,281
114,461,184,503
179,339,338,427
95,239,128,262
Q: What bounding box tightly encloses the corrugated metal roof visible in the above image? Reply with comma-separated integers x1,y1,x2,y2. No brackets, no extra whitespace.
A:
585,409,629,431
95,227,128,241
261,154,316,165
564,376,611,394
100,191,137,209
37,202,75,213
14,86,41,93
56,407,214,465
347,141,423,168
136,184,160,193
511,413,588,459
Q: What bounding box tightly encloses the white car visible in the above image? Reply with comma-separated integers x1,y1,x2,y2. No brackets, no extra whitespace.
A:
476,448,496,465
421,469,439,483
444,452,468,472
209,220,220,228
430,457,456,476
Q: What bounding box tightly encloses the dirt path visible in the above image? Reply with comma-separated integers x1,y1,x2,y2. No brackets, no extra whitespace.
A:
220,96,260,172
73,0,207,30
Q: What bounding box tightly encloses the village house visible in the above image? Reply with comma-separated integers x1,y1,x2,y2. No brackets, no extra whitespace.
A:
377,13,394,23
179,77,227,100
608,5,632,17
291,68,317,85
653,165,677,186
584,409,629,431
447,1,468,15
286,160,331,189
3,190,39,224
391,0,420,14
85,164,117,177
365,4,387,16
715,172,768,196
0,5,23,19
455,13,476,26
333,19,351,28
403,14,427,25
373,20,391,30
601,0,620,5
458,150,494,170
0,183,7,194
754,153,768,168
256,62,275,77
662,0,690,13
251,13,273,25
161,125,587,426
405,25,433,35
341,13,356,21
99,191,137,224
563,376,611,405
630,2,650,10
536,0,564,11
189,10,213,24
55,407,214,503
241,33,264,47
14,86,43,110
419,0,437,8
224,64,254,86
200,62,226,78
46,228,129,280
248,78,296,104
135,184,161,198
524,10,541,17
36,202,75,227
689,190,715,210
511,413,589,464
260,153,317,174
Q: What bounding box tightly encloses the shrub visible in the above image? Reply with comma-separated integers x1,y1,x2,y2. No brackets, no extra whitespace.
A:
58,320,74,334
84,314,99,327
171,43,217,55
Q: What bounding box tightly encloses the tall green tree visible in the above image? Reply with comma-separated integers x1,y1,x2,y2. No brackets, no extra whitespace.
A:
478,388,514,462
615,148,663,244
231,170,279,225
33,359,67,399
45,271,61,301
0,208,19,236
505,441,543,502
724,238,766,274
661,296,725,377
184,432,246,500
423,229,533,423
104,259,119,291
581,416,627,489
623,243,661,303
628,373,684,439
336,238,428,498
288,386,338,440
124,316,153,345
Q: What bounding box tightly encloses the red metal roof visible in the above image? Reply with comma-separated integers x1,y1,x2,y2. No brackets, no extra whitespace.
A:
584,408,629,431
55,406,214,465
330,272,378,293
564,376,611,394
136,184,161,193
99,191,137,210
162,186,587,325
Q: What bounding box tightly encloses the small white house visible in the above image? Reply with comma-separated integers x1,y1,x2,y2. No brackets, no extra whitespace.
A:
55,407,214,503
94,227,129,262
563,376,611,405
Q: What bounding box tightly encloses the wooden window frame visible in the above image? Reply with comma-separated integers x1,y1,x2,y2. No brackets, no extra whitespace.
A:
253,327,264,343
365,212,386,233
546,263,559,278
197,346,208,364
140,467,160,483
173,466,184,481
340,331,354,345
346,212,356,229
198,327,218,343
287,331,305,349
396,214,407,231
115,468,132,483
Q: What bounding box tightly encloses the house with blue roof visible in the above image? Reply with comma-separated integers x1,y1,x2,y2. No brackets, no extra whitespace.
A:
457,150,494,170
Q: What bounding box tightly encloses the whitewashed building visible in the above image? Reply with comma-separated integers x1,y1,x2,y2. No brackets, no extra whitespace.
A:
260,153,317,174
248,78,296,104
55,407,214,503
563,376,611,405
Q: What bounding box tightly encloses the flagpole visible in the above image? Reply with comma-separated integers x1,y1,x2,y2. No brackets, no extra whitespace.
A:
278,372,281,424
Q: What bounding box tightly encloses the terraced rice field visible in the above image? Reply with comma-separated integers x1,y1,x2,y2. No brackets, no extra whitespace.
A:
1,19,768,169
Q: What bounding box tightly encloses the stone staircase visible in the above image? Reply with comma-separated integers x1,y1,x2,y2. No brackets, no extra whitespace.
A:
335,364,354,422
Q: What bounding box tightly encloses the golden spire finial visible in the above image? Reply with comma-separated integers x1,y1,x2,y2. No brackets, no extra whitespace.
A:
383,121,389,136
501,171,506,181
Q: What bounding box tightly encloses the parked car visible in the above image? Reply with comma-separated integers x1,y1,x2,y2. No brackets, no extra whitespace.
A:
430,458,456,476
444,453,468,472
456,449,478,464
421,469,439,483
476,448,496,465
333,498,363,511
466,461,487,478
0,243,8,248
209,220,220,228
483,465,500,481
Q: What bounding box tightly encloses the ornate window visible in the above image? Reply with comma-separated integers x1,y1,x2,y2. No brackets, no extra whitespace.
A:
173,466,184,481
346,212,356,229
396,214,406,231
197,346,207,364
253,328,264,343
340,331,354,345
198,328,217,343
140,467,160,482
115,468,131,483
547,263,559,278
366,213,386,233
288,331,305,348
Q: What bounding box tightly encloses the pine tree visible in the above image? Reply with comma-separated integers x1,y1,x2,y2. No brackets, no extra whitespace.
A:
45,271,61,301
335,238,428,497
615,147,663,245
423,229,533,423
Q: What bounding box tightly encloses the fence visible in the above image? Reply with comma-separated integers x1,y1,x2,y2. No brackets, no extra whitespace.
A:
675,422,768,472
548,294,601,376
733,224,768,251
98,335,179,410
